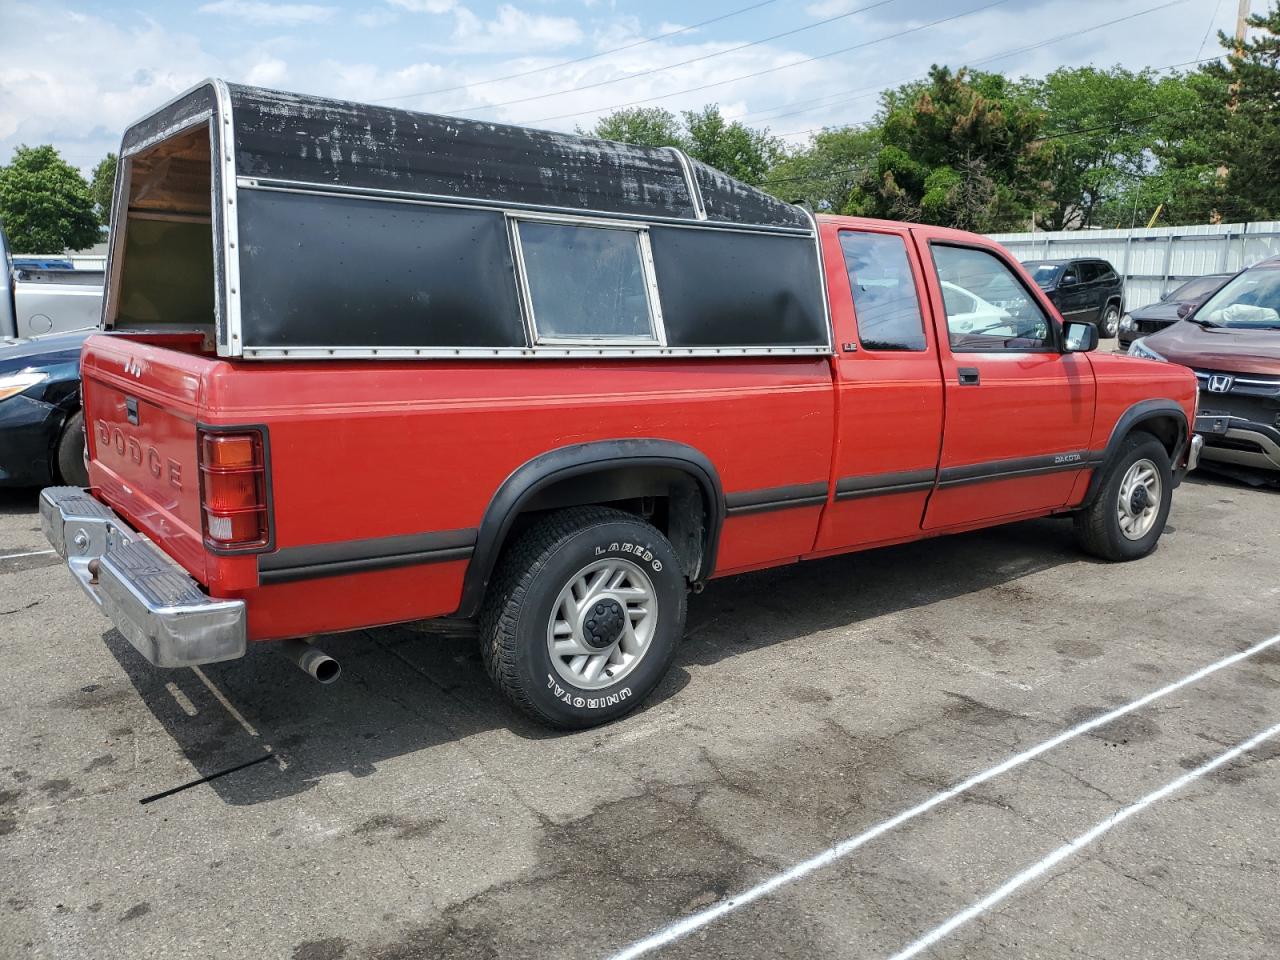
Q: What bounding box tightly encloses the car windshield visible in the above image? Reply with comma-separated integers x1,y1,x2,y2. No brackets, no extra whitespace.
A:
1167,276,1227,302
1022,262,1063,287
1195,265,1280,329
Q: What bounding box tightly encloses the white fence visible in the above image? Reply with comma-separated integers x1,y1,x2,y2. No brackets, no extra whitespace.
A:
988,222,1280,310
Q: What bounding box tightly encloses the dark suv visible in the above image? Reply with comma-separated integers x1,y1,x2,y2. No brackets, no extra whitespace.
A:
1022,258,1125,338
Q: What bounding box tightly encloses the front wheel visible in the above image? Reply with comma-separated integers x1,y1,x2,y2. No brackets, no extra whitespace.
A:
480,506,687,729
1100,304,1121,339
1073,431,1172,561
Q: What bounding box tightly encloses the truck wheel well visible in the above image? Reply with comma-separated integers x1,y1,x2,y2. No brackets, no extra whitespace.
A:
510,466,709,579
1131,416,1180,458
1081,402,1187,508
454,441,724,619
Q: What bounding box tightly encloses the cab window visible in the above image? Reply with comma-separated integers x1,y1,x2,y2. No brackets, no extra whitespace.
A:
839,231,926,351
932,244,1054,352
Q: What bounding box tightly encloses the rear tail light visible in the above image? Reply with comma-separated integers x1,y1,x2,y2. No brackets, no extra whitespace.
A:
198,429,271,550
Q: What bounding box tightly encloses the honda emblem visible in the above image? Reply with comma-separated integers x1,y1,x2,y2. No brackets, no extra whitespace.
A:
1207,374,1233,394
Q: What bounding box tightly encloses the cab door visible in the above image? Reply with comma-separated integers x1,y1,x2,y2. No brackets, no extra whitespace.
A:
916,237,1097,531
811,221,944,554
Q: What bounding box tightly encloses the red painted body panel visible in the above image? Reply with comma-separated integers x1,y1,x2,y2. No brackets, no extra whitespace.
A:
78,216,1198,645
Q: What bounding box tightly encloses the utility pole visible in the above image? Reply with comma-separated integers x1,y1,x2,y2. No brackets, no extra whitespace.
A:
1212,1,1251,223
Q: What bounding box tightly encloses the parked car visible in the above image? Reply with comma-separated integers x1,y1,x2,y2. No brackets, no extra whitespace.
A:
1117,273,1233,350
2,223,104,341
12,257,74,271
0,329,90,487
42,81,1197,730
1130,257,1280,476
1022,257,1125,338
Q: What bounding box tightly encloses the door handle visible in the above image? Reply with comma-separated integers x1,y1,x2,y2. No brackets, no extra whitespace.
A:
958,367,980,386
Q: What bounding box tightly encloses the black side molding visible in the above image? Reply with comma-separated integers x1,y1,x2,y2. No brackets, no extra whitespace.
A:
724,482,828,516
938,450,1104,489
259,528,477,584
835,469,936,501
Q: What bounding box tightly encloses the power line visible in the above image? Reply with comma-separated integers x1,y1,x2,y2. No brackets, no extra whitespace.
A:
772,16,1207,140
441,0,898,116
519,0,1013,126
374,0,782,104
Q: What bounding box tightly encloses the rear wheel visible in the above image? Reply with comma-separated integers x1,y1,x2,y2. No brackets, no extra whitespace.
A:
56,409,88,486
1073,431,1172,561
480,506,686,729
1100,303,1121,339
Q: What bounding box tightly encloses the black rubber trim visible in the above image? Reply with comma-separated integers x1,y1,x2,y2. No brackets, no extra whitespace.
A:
259,528,477,584
938,450,1103,489
1082,399,1189,505
835,469,936,501
724,482,829,516
455,439,725,619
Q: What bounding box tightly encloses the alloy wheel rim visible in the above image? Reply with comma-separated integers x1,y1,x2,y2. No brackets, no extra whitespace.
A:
546,558,657,690
1117,457,1161,540
1103,307,1119,337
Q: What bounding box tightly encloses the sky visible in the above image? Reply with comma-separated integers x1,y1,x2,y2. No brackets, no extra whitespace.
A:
0,0,1244,174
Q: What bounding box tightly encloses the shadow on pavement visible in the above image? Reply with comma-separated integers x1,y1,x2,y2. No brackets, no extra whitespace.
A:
103,515,1081,806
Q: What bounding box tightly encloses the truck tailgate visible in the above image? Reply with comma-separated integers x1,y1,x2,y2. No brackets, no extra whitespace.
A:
81,334,210,582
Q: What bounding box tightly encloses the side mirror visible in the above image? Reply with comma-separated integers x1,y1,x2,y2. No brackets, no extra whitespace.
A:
1060,273,1078,286
1176,301,1195,318
1063,321,1098,353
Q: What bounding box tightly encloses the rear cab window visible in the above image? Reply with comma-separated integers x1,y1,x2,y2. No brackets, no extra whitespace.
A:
838,230,927,351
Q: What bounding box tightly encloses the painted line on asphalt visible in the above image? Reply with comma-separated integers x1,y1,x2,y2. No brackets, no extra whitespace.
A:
0,549,56,561
886,718,1280,960
605,631,1280,960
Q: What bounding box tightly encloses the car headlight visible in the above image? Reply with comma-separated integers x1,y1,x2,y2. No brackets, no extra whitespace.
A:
0,370,49,401
1127,338,1166,362
1119,313,1135,332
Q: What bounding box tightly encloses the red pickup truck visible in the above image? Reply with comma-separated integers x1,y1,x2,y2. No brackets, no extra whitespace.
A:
42,82,1199,729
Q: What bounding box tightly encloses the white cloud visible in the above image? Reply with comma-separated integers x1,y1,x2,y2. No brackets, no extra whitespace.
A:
244,56,289,86
388,0,457,13
198,1,336,25
448,4,584,54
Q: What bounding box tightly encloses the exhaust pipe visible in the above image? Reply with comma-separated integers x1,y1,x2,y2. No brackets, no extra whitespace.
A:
280,639,341,684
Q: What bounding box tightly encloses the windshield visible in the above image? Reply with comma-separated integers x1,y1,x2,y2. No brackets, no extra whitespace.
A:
1022,262,1063,287
1195,265,1280,329
1167,276,1227,302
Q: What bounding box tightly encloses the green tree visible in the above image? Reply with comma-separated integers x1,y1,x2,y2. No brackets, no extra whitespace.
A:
581,107,684,149
584,104,783,185
89,152,118,226
680,105,783,184
0,145,100,252
1199,1,1280,221
760,126,881,212
860,66,1052,231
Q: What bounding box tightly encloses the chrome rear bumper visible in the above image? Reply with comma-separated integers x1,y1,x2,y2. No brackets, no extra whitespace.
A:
40,486,246,667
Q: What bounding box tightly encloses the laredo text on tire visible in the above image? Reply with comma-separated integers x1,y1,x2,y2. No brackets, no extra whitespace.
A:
1073,430,1173,562
480,506,687,729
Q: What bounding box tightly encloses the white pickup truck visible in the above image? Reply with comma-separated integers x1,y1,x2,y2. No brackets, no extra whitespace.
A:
1,224,104,340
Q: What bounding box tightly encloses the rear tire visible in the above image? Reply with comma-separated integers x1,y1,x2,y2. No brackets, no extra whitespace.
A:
56,409,88,487
480,506,686,730
1073,430,1172,561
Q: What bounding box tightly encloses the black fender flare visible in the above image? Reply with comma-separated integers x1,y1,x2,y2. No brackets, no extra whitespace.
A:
1082,398,1188,506
454,439,725,618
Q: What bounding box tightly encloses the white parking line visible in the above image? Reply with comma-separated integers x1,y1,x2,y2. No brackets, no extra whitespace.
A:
0,549,55,561
605,631,1280,960
886,718,1280,960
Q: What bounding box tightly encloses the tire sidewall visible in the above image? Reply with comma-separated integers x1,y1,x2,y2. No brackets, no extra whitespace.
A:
1102,437,1172,559
1101,304,1120,338
513,519,685,728
56,409,89,486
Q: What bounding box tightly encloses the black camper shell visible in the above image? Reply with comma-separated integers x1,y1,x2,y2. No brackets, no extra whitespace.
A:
104,80,831,359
